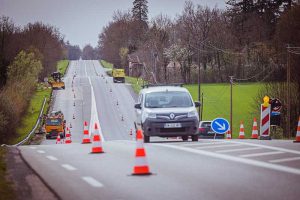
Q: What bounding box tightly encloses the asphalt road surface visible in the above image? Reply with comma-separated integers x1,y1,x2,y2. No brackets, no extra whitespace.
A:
19,60,300,200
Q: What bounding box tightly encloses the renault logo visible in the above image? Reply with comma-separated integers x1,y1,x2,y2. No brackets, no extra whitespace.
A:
170,113,175,120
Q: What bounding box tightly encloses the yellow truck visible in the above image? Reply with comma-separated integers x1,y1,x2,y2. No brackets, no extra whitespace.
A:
49,72,65,89
45,111,66,139
112,68,125,83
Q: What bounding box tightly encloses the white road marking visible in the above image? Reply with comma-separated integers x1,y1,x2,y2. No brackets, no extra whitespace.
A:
227,140,300,155
216,147,262,153
82,176,104,187
61,164,77,171
269,157,300,163
37,150,45,154
46,156,58,161
180,141,226,147
29,146,37,149
195,144,241,149
156,143,300,175
240,151,284,158
85,63,105,141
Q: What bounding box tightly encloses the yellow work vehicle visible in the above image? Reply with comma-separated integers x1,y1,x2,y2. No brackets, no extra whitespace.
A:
45,111,66,139
112,68,125,83
49,72,65,89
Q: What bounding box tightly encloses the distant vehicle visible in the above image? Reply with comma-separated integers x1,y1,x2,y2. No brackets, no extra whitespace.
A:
198,121,225,139
45,111,66,139
112,68,125,83
134,84,200,143
49,72,65,89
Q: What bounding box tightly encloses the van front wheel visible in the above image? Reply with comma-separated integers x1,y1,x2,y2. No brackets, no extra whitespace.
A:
144,135,150,143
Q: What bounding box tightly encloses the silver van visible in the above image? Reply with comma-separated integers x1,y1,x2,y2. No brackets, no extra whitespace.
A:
134,85,200,143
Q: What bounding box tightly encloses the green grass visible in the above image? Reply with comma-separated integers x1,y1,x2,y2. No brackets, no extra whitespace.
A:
125,76,146,93
57,60,69,75
13,85,51,144
100,60,113,69
185,83,262,138
0,148,16,199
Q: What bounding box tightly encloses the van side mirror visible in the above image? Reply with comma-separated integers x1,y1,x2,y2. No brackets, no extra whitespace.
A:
134,103,142,109
194,101,201,107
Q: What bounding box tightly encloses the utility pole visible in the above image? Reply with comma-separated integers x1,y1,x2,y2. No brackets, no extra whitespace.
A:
287,48,291,138
229,76,234,135
198,49,201,120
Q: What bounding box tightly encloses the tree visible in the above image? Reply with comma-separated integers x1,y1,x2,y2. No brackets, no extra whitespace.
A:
65,42,81,60
82,44,97,60
132,0,148,22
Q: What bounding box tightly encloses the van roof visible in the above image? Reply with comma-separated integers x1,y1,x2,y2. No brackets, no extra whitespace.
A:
140,86,189,94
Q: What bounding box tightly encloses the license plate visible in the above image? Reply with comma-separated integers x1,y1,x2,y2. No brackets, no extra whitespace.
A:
164,123,182,128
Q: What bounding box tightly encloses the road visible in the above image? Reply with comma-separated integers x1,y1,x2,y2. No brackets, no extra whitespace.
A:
19,60,300,200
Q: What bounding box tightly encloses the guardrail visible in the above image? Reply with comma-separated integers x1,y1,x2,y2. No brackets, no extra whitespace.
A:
1,97,47,147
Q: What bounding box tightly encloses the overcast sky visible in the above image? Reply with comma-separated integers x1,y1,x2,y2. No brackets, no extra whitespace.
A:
0,0,226,48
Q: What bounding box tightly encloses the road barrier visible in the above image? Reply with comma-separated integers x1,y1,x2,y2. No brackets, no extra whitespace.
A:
294,116,300,143
251,118,259,139
239,121,245,139
1,97,47,147
91,123,104,153
132,130,151,176
82,121,91,144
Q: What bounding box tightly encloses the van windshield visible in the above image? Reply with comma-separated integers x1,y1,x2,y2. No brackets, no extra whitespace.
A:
145,91,193,108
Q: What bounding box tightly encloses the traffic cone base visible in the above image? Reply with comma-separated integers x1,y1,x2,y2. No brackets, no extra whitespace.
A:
82,138,91,144
239,135,245,139
91,147,104,153
132,166,151,175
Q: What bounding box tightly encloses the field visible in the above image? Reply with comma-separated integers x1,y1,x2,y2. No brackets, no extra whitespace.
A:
185,83,263,138
57,60,69,75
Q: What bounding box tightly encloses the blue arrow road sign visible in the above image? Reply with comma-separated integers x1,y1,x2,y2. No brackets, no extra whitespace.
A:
211,118,230,134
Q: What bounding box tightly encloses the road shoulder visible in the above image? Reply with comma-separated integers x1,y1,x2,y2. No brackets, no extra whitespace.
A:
5,147,59,200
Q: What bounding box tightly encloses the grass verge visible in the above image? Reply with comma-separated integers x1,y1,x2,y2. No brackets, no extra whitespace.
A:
125,76,146,94
12,84,51,144
0,148,16,199
100,60,113,69
57,60,69,75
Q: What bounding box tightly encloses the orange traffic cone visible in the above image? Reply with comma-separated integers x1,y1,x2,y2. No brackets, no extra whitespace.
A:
226,130,232,139
65,128,72,144
294,116,300,143
251,118,259,139
132,130,151,175
56,134,61,144
91,123,104,153
239,121,245,139
82,121,91,144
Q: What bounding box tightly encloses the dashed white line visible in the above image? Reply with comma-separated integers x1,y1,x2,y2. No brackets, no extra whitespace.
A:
216,147,262,153
82,176,104,187
29,146,37,149
240,151,284,158
269,157,300,163
37,150,45,154
61,164,77,171
155,143,300,175
195,144,241,149
46,156,58,161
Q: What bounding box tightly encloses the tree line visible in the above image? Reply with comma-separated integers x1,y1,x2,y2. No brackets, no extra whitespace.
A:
98,0,300,137
0,16,80,143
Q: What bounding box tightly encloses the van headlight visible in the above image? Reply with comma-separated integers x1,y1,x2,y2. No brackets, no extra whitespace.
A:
145,112,157,119
188,111,197,118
